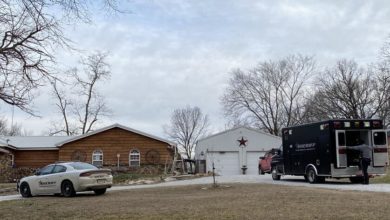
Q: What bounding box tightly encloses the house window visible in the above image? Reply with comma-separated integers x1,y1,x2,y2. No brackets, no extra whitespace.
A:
129,149,140,167
8,154,14,167
92,150,103,167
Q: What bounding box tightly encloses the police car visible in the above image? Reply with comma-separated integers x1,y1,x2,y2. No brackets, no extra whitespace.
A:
17,162,113,197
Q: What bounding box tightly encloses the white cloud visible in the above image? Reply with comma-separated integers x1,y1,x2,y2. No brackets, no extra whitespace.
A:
6,0,390,137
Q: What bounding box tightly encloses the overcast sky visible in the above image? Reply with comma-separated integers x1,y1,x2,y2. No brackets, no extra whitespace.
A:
4,0,390,137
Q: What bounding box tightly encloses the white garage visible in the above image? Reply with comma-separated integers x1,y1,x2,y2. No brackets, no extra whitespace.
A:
195,126,281,175
208,152,239,176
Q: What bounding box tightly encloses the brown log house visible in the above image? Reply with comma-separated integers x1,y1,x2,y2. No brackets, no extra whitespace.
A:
0,124,176,169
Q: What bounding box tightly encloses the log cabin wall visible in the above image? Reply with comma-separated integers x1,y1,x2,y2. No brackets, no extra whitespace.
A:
58,127,173,166
14,150,58,168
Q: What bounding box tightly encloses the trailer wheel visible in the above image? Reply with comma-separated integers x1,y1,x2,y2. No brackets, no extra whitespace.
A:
271,167,281,180
306,167,318,184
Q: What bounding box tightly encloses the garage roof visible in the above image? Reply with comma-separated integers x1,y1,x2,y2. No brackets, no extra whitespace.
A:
197,126,281,142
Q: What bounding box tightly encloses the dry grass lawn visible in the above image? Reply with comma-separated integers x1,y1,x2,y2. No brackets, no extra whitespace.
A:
0,183,15,189
371,168,390,183
1,184,389,220
0,183,17,196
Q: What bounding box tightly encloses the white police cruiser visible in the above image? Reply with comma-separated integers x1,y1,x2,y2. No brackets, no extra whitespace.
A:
17,162,113,197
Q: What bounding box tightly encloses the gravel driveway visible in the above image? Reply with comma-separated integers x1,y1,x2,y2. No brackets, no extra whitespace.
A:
2,174,390,202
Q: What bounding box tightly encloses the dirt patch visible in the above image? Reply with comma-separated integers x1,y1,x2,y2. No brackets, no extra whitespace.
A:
1,183,390,219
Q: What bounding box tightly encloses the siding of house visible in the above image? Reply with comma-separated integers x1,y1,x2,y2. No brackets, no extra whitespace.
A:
58,127,173,166
14,150,58,168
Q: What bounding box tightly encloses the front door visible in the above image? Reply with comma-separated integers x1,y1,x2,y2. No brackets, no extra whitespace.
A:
335,130,347,168
372,130,389,167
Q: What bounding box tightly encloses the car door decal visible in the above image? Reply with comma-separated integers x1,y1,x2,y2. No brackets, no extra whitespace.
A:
38,180,57,187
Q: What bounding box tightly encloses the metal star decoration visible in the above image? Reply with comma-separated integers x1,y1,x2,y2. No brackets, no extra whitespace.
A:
237,137,248,147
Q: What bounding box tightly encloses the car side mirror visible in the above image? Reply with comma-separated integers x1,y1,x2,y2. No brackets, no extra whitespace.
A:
35,169,41,176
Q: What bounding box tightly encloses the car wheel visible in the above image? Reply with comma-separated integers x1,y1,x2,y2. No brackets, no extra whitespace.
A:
306,167,320,184
20,182,32,198
271,166,281,180
61,180,76,197
94,188,107,195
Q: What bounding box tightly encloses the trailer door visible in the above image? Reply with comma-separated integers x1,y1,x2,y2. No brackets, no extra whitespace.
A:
372,130,389,167
335,130,347,168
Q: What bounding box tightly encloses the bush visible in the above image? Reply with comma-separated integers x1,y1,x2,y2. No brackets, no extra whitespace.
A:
0,154,36,183
107,165,165,175
109,165,166,184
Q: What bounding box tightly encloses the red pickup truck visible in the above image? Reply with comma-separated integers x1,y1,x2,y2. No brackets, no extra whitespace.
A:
259,148,280,175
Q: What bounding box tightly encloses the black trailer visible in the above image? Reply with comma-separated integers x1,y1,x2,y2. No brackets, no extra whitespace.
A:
271,119,389,183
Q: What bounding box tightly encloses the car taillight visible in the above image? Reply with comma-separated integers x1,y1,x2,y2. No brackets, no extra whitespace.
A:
80,172,92,177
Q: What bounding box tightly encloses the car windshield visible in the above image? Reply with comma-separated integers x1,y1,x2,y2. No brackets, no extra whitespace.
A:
69,162,98,170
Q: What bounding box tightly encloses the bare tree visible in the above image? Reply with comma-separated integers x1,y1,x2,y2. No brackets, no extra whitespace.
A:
0,0,123,113
164,106,210,161
0,0,63,113
375,60,390,127
49,52,111,135
377,39,390,127
50,77,76,135
303,59,390,127
222,55,315,136
0,117,27,136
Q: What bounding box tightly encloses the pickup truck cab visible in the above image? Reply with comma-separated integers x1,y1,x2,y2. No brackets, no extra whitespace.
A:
259,148,281,174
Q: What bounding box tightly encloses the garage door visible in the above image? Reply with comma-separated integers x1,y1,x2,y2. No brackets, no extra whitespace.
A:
246,152,262,175
207,152,239,175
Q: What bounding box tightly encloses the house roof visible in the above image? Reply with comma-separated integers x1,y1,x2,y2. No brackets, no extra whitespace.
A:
55,123,176,147
1,136,71,150
0,124,176,150
197,126,281,143
0,138,9,147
